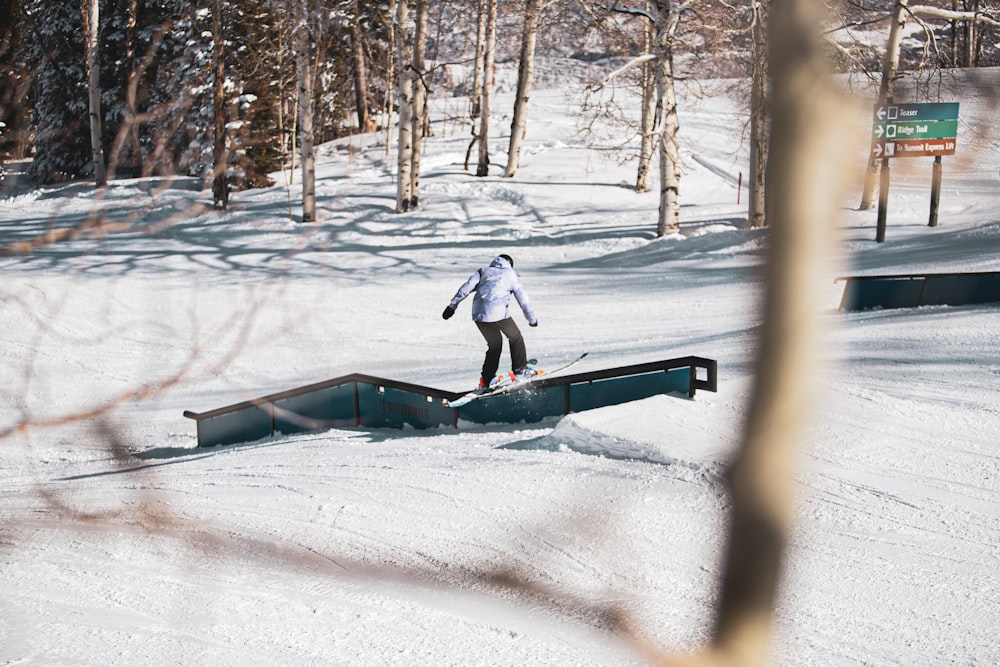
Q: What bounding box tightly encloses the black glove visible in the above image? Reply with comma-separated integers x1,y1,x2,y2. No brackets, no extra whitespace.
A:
529,320,538,327
442,306,456,320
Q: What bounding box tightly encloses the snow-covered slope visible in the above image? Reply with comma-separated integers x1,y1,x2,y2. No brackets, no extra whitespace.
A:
2,72,999,665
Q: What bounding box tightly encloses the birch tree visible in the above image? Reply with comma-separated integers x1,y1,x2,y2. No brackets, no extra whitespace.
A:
651,0,681,237
470,0,486,121
211,0,229,209
635,7,656,193
475,0,497,177
349,0,376,133
963,0,979,66
463,0,487,170
394,0,414,212
859,0,907,211
748,0,768,229
295,0,316,222
504,0,544,178
384,0,396,154
83,0,106,187
593,1,681,234
408,0,427,209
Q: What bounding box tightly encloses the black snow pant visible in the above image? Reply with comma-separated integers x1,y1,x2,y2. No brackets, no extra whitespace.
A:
476,318,527,383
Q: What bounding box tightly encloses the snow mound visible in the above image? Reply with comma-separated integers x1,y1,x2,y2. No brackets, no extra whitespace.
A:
502,405,729,488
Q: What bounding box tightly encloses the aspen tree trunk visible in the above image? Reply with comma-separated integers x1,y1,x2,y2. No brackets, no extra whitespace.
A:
395,0,414,212
282,0,302,185
278,75,291,167
504,0,542,178
652,0,680,237
470,0,486,121
350,0,375,132
295,2,316,222
83,0,106,187
950,2,958,66
384,0,396,155
476,0,497,177
635,7,656,193
283,2,297,185
212,0,229,209
277,0,296,169
687,0,852,662
748,1,768,229
124,0,141,176
408,0,427,209
464,0,487,169
860,0,908,210
965,0,978,66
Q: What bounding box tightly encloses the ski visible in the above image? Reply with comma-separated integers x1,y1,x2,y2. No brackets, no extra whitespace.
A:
446,352,589,407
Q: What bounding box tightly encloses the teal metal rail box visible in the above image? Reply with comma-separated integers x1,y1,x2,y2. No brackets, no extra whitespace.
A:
838,271,1000,311
184,356,718,447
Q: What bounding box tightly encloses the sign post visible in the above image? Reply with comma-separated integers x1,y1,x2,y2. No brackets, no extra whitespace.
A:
929,155,943,227
870,102,959,242
876,156,890,243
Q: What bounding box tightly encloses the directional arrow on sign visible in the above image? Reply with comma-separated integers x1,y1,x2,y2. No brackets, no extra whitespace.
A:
875,125,885,138
873,143,883,157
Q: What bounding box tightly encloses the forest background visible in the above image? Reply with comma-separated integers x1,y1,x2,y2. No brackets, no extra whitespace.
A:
2,0,997,202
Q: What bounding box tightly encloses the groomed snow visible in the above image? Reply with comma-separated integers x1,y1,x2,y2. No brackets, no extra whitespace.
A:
2,70,999,665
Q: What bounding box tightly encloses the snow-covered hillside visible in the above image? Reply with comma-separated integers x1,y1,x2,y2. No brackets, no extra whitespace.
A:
2,69,999,665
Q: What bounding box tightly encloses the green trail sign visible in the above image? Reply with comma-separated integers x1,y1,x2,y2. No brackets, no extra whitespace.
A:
871,101,960,243
871,102,959,159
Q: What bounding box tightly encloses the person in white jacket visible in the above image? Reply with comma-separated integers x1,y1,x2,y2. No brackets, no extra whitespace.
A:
443,254,539,389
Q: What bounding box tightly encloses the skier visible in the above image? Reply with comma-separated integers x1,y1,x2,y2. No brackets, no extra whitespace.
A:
442,254,539,390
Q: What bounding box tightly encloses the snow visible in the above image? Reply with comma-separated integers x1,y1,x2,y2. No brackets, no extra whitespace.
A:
3,71,1000,665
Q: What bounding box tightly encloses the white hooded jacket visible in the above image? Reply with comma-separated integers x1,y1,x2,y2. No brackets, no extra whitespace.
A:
448,256,538,324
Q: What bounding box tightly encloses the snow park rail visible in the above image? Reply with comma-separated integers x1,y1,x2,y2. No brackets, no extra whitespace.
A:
183,356,718,447
837,270,1000,311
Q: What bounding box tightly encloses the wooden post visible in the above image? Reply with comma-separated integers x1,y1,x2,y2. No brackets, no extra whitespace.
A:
876,156,890,243
928,155,943,227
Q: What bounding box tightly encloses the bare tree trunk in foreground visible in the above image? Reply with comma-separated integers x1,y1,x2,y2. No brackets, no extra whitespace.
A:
662,0,857,662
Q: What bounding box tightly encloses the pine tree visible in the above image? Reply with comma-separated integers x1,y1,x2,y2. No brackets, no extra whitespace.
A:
225,0,284,186
121,2,211,178
1,0,30,172
22,0,90,184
